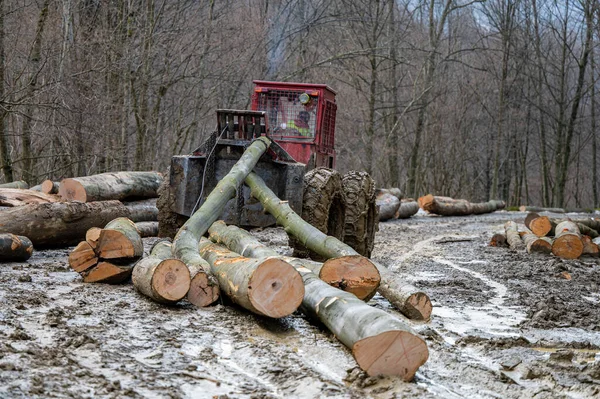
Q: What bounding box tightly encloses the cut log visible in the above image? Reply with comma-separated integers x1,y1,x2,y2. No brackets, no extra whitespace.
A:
527,216,554,237
342,171,378,257
198,238,304,318
0,181,28,189
504,221,525,251
524,212,540,229
0,200,131,247
245,172,432,320
172,136,271,307
135,221,158,238
377,187,403,200
97,217,143,259
519,205,565,213
207,220,381,301
581,236,599,257
396,200,419,219
0,234,33,261
132,240,190,304
0,188,58,206
552,221,583,259
85,227,102,249
574,223,599,239
521,232,552,254
68,241,97,272
124,198,158,222
82,261,133,284
489,233,508,247
418,194,504,216
376,192,400,221
571,218,600,233
59,171,163,203
41,180,59,194
29,184,42,191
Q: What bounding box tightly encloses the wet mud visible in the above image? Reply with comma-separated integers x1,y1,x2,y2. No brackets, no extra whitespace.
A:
1,211,599,398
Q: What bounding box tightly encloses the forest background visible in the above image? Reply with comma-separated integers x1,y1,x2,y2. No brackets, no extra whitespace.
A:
0,0,598,209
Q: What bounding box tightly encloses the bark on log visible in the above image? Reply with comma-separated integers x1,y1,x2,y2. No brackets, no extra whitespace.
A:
245,172,432,320
172,136,272,307
135,221,158,238
59,171,163,202
132,240,190,304
418,194,504,216
571,218,600,233
0,181,28,189
82,261,133,284
0,200,131,247
41,180,59,194
342,171,378,257
97,217,143,259
519,205,565,213
29,184,42,192
552,221,583,259
396,200,419,219
0,188,58,206
574,223,599,239
377,188,403,200
504,221,525,251
521,232,552,254
207,220,380,301
124,198,158,222
489,233,508,247
0,234,33,261
376,192,400,221
198,238,304,318
581,236,599,257
68,241,97,272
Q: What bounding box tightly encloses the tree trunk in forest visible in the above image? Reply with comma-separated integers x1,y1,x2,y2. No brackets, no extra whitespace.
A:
504,221,524,251
0,0,13,183
245,172,432,320
521,232,552,254
124,198,158,222
97,217,143,259
0,181,28,189
376,192,400,221
132,240,190,304
0,200,130,246
207,220,380,301
41,180,59,194
59,171,163,202
172,136,272,307
552,221,583,259
0,188,58,206
198,238,304,318
396,200,419,219
0,234,33,261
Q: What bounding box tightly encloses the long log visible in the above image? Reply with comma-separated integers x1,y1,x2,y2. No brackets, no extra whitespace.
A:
552,221,583,259
521,232,552,254
204,229,428,380
135,221,158,238
396,200,419,219
245,172,432,320
418,194,504,216
0,200,131,247
0,181,28,189
132,240,190,304
198,238,304,318
207,221,380,301
0,188,58,206
0,234,33,261
172,136,272,307
504,221,525,251
41,180,59,194
124,198,158,222
59,171,163,202
519,205,566,213
97,217,143,259
376,192,400,221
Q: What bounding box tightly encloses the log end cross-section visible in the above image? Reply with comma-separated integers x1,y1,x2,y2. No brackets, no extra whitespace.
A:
97,217,143,259
319,255,380,301
186,265,220,308
68,241,98,273
152,259,190,302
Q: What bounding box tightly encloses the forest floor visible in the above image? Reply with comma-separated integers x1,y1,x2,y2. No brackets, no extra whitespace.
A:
1,211,599,399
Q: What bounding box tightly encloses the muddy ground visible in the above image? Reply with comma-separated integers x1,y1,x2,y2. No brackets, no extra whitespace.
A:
1,210,599,398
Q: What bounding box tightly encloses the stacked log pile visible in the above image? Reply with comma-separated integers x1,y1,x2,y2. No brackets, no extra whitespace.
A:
419,194,505,216
491,213,600,260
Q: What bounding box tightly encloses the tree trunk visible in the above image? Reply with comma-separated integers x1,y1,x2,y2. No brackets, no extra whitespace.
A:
552,221,583,259
376,192,400,221
59,171,163,202
124,198,158,222
518,206,565,213
172,136,271,307
0,181,28,189
0,234,33,261
521,232,552,254
135,221,158,238
0,188,58,206
97,217,143,259
41,180,59,194
198,238,304,318
419,194,504,216
132,240,190,304
245,172,432,320
0,200,130,246
396,200,419,219
504,221,524,251
207,220,380,301
0,0,13,183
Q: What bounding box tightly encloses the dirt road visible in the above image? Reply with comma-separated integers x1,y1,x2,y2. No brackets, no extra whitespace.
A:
1,211,599,398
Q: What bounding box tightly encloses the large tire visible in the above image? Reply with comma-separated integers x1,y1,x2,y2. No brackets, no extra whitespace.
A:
157,167,188,238
342,171,378,258
290,167,346,260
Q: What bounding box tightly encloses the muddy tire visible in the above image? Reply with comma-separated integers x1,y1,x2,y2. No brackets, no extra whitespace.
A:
342,171,378,258
157,167,188,239
290,167,346,260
